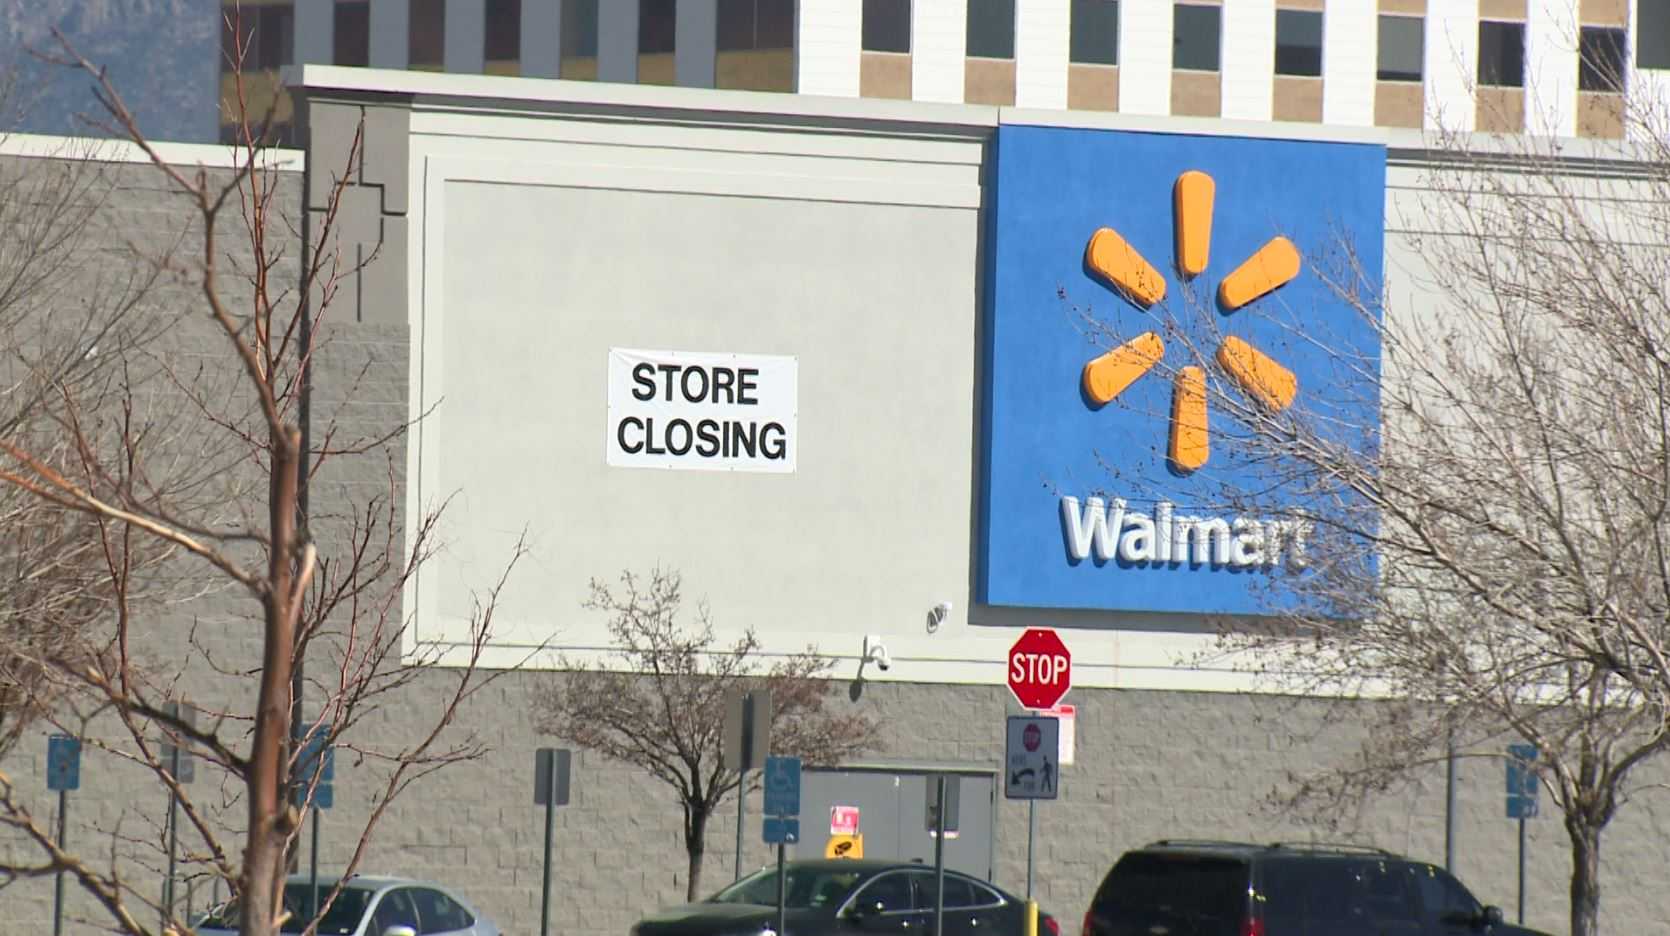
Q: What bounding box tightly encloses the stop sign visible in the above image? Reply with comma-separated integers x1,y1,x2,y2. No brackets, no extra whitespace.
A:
1007,628,1071,710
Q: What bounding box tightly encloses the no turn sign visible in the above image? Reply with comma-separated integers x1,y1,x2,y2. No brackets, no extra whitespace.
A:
1007,628,1071,710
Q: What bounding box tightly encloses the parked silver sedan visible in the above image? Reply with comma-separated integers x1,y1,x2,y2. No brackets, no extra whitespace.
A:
194,873,500,936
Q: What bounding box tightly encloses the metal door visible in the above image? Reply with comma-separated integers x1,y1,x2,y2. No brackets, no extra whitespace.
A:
797,766,996,881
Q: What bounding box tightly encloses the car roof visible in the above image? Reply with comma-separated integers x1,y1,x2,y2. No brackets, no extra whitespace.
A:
1136,840,1403,861
774,858,981,875
281,873,449,891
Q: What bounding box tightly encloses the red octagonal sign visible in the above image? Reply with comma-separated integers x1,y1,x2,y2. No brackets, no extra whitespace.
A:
1007,628,1071,710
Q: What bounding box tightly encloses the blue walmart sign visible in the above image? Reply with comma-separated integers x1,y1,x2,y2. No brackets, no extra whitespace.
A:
979,125,1385,616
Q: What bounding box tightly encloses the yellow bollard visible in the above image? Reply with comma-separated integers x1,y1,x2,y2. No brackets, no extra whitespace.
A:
1025,899,1039,936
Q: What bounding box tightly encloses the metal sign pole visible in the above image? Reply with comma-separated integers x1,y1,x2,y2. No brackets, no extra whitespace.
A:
52,788,67,936
734,766,748,882
775,840,787,936
540,791,556,936
310,807,321,923
1517,815,1527,924
1026,799,1036,898
1444,734,1458,872
933,775,947,936
163,746,180,930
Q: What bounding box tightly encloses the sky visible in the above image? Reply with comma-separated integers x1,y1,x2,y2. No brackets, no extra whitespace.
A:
2,0,220,144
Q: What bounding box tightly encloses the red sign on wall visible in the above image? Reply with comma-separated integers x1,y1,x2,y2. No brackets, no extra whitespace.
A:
830,805,860,836
1006,628,1072,710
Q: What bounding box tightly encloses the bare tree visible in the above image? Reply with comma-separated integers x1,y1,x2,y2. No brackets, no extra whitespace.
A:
0,24,522,936
534,568,877,901
1061,94,1670,936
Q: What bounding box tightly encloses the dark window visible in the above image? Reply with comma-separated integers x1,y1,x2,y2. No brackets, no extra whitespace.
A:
863,0,911,52
1579,26,1627,91
370,889,420,934
1477,20,1525,87
1070,0,1118,65
1644,0,1670,69
409,0,445,68
854,873,914,914
1262,859,1423,931
639,0,677,54
1413,865,1482,925
711,866,866,909
1377,15,1423,82
1092,853,1248,928
484,0,521,63
1275,9,1323,76
412,888,475,935
967,0,1016,59
333,1,369,67
222,3,295,72
718,0,796,51
1173,4,1221,71
914,872,978,909
562,0,599,58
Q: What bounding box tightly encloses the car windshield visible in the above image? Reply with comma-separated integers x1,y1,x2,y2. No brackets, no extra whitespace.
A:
710,866,866,910
197,884,372,935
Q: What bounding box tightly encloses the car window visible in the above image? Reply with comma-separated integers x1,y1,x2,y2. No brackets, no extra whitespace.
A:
371,888,420,933
1414,865,1482,921
914,872,979,909
712,866,864,909
1262,859,1422,931
852,872,914,914
277,882,372,929
412,888,475,934
1093,852,1249,927
969,880,1007,908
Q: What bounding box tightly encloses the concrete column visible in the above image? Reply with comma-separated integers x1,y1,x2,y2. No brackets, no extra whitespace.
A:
1425,0,1481,131
598,0,641,82
1118,0,1173,115
1221,0,1276,120
675,0,718,87
1323,0,1378,125
1525,0,1579,135
445,0,486,72
796,0,862,95
1015,0,1069,109
912,0,968,103
522,0,563,77
369,0,411,68
294,0,334,65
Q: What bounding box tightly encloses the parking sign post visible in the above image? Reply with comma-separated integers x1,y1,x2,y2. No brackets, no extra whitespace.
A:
1506,743,1539,925
47,734,80,936
534,748,572,936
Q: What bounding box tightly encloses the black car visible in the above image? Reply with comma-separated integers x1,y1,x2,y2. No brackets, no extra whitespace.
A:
630,859,1060,936
1082,840,1553,936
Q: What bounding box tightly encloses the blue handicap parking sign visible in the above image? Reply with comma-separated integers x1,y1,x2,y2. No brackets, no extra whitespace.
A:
763,816,800,845
47,735,81,791
763,756,801,817
1505,744,1539,819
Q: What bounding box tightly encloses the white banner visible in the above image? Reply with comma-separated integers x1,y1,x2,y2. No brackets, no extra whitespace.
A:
606,348,797,473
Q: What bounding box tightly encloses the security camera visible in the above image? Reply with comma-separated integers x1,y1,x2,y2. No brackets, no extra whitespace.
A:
927,601,953,633
863,635,892,672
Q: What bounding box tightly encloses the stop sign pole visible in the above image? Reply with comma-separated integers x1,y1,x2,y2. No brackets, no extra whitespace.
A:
1005,628,1071,909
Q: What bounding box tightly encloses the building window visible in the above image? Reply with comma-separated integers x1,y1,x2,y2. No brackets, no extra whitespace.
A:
333,1,369,67
967,0,1015,59
409,0,445,70
1174,4,1221,71
484,0,521,72
1070,0,1118,66
1578,26,1627,91
863,0,911,53
1274,9,1322,76
560,0,599,79
1477,21,1525,87
718,0,795,51
222,2,294,72
717,0,796,92
1377,15,1422,82
638,0,676,85
1644,0,1670,69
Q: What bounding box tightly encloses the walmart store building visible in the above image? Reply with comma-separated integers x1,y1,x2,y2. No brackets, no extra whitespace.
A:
10,65,1670,933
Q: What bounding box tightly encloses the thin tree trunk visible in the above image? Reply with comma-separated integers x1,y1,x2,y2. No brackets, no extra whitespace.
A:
1566,817,1602,936
241,426,303,936
685,807,709,902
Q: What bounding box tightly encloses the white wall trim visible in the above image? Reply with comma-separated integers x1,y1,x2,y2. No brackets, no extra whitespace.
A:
795,0,862,96
913,0,969,103
1426,0,1481,131
1323,0,1378,126
1118,0,1174,115
1015,0,1070,109
0,133,305,171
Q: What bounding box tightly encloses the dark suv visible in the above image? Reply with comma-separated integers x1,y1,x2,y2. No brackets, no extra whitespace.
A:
1081,840,1552,936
